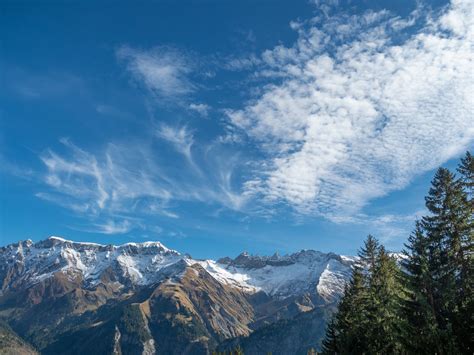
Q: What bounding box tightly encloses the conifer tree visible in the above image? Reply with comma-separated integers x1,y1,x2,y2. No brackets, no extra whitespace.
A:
455,152,474,353
357,234,379,274
340,262,369,352
402,222,438,353
458,151,474,202
422,169,457,325
320,318,338,354
321,264,368,354
368,247,404,354
417,166,470,352
355,235,379,347
322,235,381,354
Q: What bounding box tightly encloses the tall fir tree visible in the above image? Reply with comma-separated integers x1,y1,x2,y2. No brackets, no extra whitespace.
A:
322,235,405,354
321,265,368,354
402,222,439,353
357,234,379,274
457,151,474,202
410,165,471,353
336,266,368,353
320,318,338,354
455,151,474,353
355,235,380,348
368,247,405,354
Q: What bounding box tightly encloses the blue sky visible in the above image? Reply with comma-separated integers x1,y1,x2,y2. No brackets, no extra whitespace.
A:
1,0,473,259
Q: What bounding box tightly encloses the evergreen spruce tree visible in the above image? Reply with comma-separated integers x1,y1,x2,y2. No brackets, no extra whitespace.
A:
458,151,474,202
320,318,338,354
455,152,474,353
357,234,379,274
402,222,438,353
321,265,368,354
355,235,380,349
321,235,381,354
418,166,470,352
368,247,405,354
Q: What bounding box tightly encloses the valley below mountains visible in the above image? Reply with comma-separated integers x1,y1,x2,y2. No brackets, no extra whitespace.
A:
0,237,355,354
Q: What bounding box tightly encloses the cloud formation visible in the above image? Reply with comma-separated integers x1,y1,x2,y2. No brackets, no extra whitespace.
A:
30,0,473,241
118,46,195,100
228,0,474,219
155,124,194,163
38,135,247,234
189,103,210,117
91,219,132,235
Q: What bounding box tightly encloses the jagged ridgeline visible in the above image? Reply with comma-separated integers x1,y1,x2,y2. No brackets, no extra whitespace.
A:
0,234,353,354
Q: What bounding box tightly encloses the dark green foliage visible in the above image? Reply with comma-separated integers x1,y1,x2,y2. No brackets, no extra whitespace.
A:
219,306,333,355
358,234,380,272
415,163,472,353
368,247,405,354
455,151,474,352
458,151,474,201
41,320,118,355
321,236,404,354
322,152,474,354
402,222,439,353
117,304,152,355
335,267,368,352
320,318,338,354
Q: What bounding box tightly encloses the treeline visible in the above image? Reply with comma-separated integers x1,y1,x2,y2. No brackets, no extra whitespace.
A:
321,152,473,354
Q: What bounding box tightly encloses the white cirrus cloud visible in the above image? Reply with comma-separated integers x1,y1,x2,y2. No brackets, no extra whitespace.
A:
92,219,132,235
155,124,195,163
227,0,474,219
37,136,248,234
40,137,110,211
118,45,195,100
189,103,210,117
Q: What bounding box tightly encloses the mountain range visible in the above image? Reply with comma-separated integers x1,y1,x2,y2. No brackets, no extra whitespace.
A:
0,237,355,354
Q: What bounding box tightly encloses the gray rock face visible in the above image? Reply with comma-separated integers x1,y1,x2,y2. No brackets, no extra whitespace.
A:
0,236,355,354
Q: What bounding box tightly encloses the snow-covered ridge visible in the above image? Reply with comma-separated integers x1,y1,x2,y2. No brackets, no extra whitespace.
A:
41,236,177,254
0,236,183,288
0,236,355,301
199,250,354,299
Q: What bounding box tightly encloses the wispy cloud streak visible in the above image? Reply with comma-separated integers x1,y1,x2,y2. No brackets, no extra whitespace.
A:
37,135,248,233
118,46,195,101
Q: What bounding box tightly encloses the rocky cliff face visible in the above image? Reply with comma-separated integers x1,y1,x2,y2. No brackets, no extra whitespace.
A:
0,237,355,354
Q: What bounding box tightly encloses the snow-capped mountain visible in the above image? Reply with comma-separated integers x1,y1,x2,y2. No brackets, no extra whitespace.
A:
0,237,182,292
198,250,353,300
1,236,354,301
0,236,356,354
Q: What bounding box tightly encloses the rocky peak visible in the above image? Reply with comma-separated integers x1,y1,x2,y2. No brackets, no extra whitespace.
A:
0,237,185,292
34,236,179,256
1,237,355,303
216,249,344,269
221,251,293,268
0,236,357,355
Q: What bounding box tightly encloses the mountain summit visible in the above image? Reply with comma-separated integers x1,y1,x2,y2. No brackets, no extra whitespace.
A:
0,237,355,354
